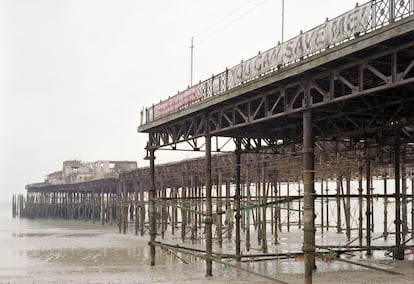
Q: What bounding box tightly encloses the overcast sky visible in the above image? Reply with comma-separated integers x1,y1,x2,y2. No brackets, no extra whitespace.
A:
0,0,358,201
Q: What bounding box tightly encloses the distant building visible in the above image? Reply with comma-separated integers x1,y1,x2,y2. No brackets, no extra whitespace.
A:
45,170,64,185
43,160,137,184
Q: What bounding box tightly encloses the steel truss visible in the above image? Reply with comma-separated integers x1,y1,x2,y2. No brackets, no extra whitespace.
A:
147,36,414,150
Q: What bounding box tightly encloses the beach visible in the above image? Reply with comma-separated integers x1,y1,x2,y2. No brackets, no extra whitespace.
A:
0,201,413,284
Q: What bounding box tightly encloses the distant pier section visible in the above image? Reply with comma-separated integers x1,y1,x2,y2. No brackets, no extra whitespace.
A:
13,160,136,221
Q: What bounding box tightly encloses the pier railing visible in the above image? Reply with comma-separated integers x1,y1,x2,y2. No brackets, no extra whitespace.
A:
141,0,414,125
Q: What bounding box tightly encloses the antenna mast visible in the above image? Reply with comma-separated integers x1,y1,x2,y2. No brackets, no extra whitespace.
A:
190,37,194,86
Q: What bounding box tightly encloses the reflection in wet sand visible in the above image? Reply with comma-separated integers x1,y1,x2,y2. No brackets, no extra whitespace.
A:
1,218,413,284
25,246,148,266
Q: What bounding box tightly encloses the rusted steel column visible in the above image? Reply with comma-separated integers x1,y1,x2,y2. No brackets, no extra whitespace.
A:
117,184,122,233
278,180,282,232
320,178,324,233
245,164,251,251
256,175,262,245
298,179,302,229
336,177,341,233
345,174,351,241
303,110,315,284
205,134,213,277
123,183,128,234
191,173,196,243
160,176,166,240
109,188,113,225
92,189,96,224
411,174,414,238
401,162,408,242
383,175,388,240
325,180,329,231
226,180,232,240
148,148,157,266
394,129,404,260
287,180,290,232
261,161,268,253
366,155,372,256
181,173,187,242
217,172,223,248
358,165,363,247
235,138,242,261
134,181,139,235
273,172,279,245
171,187,176,236
140,180,145,236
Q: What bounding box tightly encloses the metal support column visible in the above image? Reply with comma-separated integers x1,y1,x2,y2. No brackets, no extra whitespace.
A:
401,162,408,241
148,147,156,266
346,174,351,241
261,160,268,253
246,164,251,251
358,165,363,247
383,175,388,240
394,128,404,260
303,110,315,284
336,177,342,233
366,155,372,256
205,134,213,277
235,138,242,261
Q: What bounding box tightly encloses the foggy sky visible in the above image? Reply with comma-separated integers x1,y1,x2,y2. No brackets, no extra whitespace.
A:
0,0,357,201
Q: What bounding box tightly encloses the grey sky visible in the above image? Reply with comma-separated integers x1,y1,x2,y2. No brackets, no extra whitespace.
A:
0,0,357,201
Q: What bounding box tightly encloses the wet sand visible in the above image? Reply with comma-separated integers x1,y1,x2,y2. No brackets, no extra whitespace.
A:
0,217,413,284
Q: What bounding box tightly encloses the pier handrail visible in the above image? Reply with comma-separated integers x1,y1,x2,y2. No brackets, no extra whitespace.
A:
140,0,414,125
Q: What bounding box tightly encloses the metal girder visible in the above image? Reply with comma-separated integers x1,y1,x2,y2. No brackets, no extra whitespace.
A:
208,41,414,136
145,34,414,149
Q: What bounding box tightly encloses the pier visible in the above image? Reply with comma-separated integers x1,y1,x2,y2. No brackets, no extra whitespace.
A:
13,1,414,283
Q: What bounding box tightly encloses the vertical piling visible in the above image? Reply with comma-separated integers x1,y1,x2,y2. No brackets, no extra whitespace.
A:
303,110,315,284
218,172,223,248
226,180,232,240
394,128,404,260
246,164,251,251
123,183,128,234
325,180,329,231
345,174,351,241
135,181,139,235
278,180,282,232
148,147,156,266
171,187,176,236
358,165,363,247
261,161,268,254
160,177,166,240
205,134,213,277
336,177,342,233
383,175,388,240
401,163,408,241
181,173,187,242
320,179,324,233
411,174,413,238
287,180,290,232
140,181,145,236
366,154,372,256
235,139,242,261
274,172,279,245
411,174,414,238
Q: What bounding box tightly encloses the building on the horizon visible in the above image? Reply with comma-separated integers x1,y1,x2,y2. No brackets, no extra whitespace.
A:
39,160,138,185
